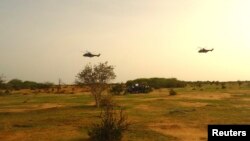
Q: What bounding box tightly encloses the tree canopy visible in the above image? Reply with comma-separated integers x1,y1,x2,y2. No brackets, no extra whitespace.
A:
76,62,116,107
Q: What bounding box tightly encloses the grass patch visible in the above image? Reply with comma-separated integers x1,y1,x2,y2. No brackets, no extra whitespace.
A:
0,89,249,141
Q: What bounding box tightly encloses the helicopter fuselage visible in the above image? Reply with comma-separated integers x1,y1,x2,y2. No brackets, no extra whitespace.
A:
198,48,214,53
83,53,100,57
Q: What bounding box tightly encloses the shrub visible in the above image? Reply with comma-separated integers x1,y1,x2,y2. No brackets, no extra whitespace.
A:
0,89,10,96
221,83,226,89
88,105,130,141
100,95,115,107
169,89,177,96
4,89,10,94
110,84,124,95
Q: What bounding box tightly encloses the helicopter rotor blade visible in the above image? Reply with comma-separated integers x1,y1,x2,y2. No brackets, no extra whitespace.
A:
81,50,90,53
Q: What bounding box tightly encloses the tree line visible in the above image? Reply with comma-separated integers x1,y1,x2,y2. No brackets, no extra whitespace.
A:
0,77,54,90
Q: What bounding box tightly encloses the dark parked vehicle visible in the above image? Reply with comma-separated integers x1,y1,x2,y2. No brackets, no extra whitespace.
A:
126,83,152,94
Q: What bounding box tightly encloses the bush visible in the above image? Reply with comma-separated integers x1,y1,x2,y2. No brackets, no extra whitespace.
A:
0,89,10,96
221,83,226,89
4,89,10,94
110,84,124,95
169,89,177,96
100,95,115,107
88,105,130,141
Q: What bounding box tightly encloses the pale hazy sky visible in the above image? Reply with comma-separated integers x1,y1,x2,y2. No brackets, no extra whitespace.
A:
1,0,250,84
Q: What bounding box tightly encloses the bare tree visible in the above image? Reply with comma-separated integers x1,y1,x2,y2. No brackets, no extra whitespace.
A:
76,62,116,107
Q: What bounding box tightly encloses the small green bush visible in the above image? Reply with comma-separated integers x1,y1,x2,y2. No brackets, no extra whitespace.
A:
110,84,124,95
88,105,130,141
100,95,115,107
169,89,177,96
221,83,226,89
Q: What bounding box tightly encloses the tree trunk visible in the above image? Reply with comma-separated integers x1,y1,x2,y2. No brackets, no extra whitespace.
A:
93,93,99,108
91,84,106,108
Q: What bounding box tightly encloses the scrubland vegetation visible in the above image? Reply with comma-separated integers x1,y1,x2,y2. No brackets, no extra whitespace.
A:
1,63,250,141
0,82,250,141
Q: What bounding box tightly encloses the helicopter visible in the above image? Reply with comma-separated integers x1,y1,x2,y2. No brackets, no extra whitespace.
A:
198,47,214,53
82,51,101,57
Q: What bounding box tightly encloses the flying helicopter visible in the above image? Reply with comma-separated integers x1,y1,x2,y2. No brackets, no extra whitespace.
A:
198,47,214,53
82,51,101,57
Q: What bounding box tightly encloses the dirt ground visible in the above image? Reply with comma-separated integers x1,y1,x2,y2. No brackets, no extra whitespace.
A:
149,119,205,141
0,103,64,113
0,89,249,141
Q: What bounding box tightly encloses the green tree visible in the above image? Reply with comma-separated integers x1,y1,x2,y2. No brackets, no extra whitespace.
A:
23,81,38,89
7,79,23,90
76,62,116,107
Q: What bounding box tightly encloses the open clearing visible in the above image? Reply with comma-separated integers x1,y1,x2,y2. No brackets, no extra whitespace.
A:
0,89,250,141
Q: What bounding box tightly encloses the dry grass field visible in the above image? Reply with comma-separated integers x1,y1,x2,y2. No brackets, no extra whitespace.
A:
0,86,250,141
